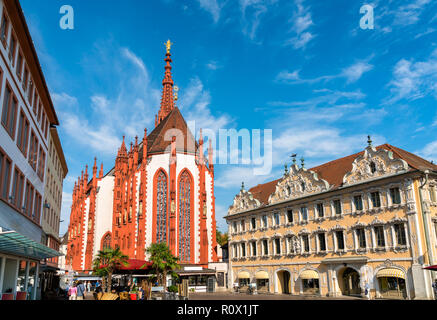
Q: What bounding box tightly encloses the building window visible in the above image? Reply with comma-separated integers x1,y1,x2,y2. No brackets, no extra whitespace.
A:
318,233,326,252
274,238,281,255
336,231,345,250
287,209,293,223
0,13,9,46
155,170,168,243
390,187,401,205
33,192,42,223
354,195,363,211
232,221,237,233
251,241,257,256
370,191,381,208
0,150,12,202
374,226,385,247
9,33,16,65
394,223,407,246
300,207,308,222
370,161,377,173
11,166,24,210
316,203,324,218
251,217,256,230
28,131,38,170
241,220,245,232
22,67,28,92
333,199,342,215
16,110,29,157
356,228,366,249
37,147,45,180
430,186,436,203
16,52,23,79
1,85,18,139
302,235,310,253
241,243,246,257
178,170,192,262
262,215,268,228
262,239,268,256
274,212,280,226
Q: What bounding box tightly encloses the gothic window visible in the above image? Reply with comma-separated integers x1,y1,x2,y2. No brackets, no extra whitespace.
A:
156,170,168,243
178,170,192,262
102,233,112,250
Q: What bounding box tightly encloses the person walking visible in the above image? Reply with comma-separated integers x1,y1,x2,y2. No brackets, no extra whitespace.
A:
68,283,77,300
76,281,86,300
87,281,91,293
432,279,437,300
364,282,371,300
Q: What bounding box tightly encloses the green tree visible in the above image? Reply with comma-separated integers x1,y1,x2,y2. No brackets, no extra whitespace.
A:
216,229,228,246
145,243,180,292
92,247,129,292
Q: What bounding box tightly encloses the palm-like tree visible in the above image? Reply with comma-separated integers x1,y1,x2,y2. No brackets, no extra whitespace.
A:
145,243,180,292
92,247,129,292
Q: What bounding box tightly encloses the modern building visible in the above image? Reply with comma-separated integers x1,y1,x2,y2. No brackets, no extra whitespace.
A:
225,140,437,299
0,0,63,300
66,42,219,275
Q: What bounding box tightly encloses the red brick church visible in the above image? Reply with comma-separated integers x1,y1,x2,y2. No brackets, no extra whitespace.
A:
66,41,218,272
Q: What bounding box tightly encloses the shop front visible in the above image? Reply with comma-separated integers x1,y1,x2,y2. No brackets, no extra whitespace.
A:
236,271,250,292
300,270,320,295
0,227,62,300
376,268,407,299
255,271,269,293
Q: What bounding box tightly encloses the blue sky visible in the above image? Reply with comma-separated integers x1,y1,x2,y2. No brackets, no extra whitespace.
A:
20,0,437,235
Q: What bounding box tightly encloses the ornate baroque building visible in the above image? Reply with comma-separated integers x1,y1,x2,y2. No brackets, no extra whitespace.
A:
66,43,218,272
226,139,437,299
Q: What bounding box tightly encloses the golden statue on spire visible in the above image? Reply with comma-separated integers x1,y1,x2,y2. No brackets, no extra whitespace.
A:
165,39,173,54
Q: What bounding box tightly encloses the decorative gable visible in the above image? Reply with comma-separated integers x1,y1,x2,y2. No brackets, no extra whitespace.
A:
268,164,331,205
343,145,409,186
228,184,261,215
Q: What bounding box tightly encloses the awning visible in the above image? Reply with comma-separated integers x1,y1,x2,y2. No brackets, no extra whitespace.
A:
0,228,62,260
100,259,152,271
73,276,102,281
255,271,269,280
423,265,437,271
237,271,250,279
300,270,319,280
376,268,405,279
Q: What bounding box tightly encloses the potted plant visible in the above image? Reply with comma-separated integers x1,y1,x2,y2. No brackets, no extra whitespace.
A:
129,286,138,300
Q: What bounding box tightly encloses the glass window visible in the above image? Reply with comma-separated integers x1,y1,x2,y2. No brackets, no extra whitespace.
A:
262,215,268,228
275,238,281,254
302,235,310,252
251,217,256,229
336,231,345,250
287,209,293,223
333,199,342,215
27,262,37,299
274,212,280,225
16,260,27,292
371,191,381,208
251,241,257,256
430,187,436,203
233,221,237,233
356,228,366,248
241,220,245,231
390,188,401,205
241,243,246,257
318,233,326,251
394,223,406,246
375,226,385,247
354,195,363,211
301,207,308,221
263,239,268,255
316,203,324,218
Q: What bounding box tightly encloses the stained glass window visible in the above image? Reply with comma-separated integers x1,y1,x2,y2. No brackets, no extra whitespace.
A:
156,171,168,243
178,171,191,262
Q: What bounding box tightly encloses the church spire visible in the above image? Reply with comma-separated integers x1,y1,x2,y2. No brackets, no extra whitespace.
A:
156,39,175,127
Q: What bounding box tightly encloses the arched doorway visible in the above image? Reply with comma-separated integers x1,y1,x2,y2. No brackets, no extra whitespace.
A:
340,268,361,296
277,270,291,294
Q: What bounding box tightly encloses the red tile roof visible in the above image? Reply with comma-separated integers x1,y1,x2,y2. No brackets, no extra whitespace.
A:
248,144,437,205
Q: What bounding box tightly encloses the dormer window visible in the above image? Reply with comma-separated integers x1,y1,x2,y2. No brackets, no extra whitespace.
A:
370,161,376,174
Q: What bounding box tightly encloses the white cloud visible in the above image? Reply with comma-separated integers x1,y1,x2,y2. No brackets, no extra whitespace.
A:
285,0,315,50
197,0,222,23
393,0,431,26
419,140,437,162
206,60,222,70
386,51,437,103
276,61,373,85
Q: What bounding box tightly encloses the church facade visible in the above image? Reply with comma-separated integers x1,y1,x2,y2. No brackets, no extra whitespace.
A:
66,43,218,272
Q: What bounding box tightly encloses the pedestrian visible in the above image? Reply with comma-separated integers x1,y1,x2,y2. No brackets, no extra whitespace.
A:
68,283,77,300
364,282,370,300
432,279,437,300
87,281,91,293
76,281,86,300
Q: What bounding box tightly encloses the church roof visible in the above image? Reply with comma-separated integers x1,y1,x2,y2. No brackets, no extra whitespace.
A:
248,144,437,205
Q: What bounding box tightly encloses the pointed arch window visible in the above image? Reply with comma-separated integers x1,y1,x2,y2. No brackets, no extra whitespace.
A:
178,170,192,262
102,233,112,250
156,170,168,243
